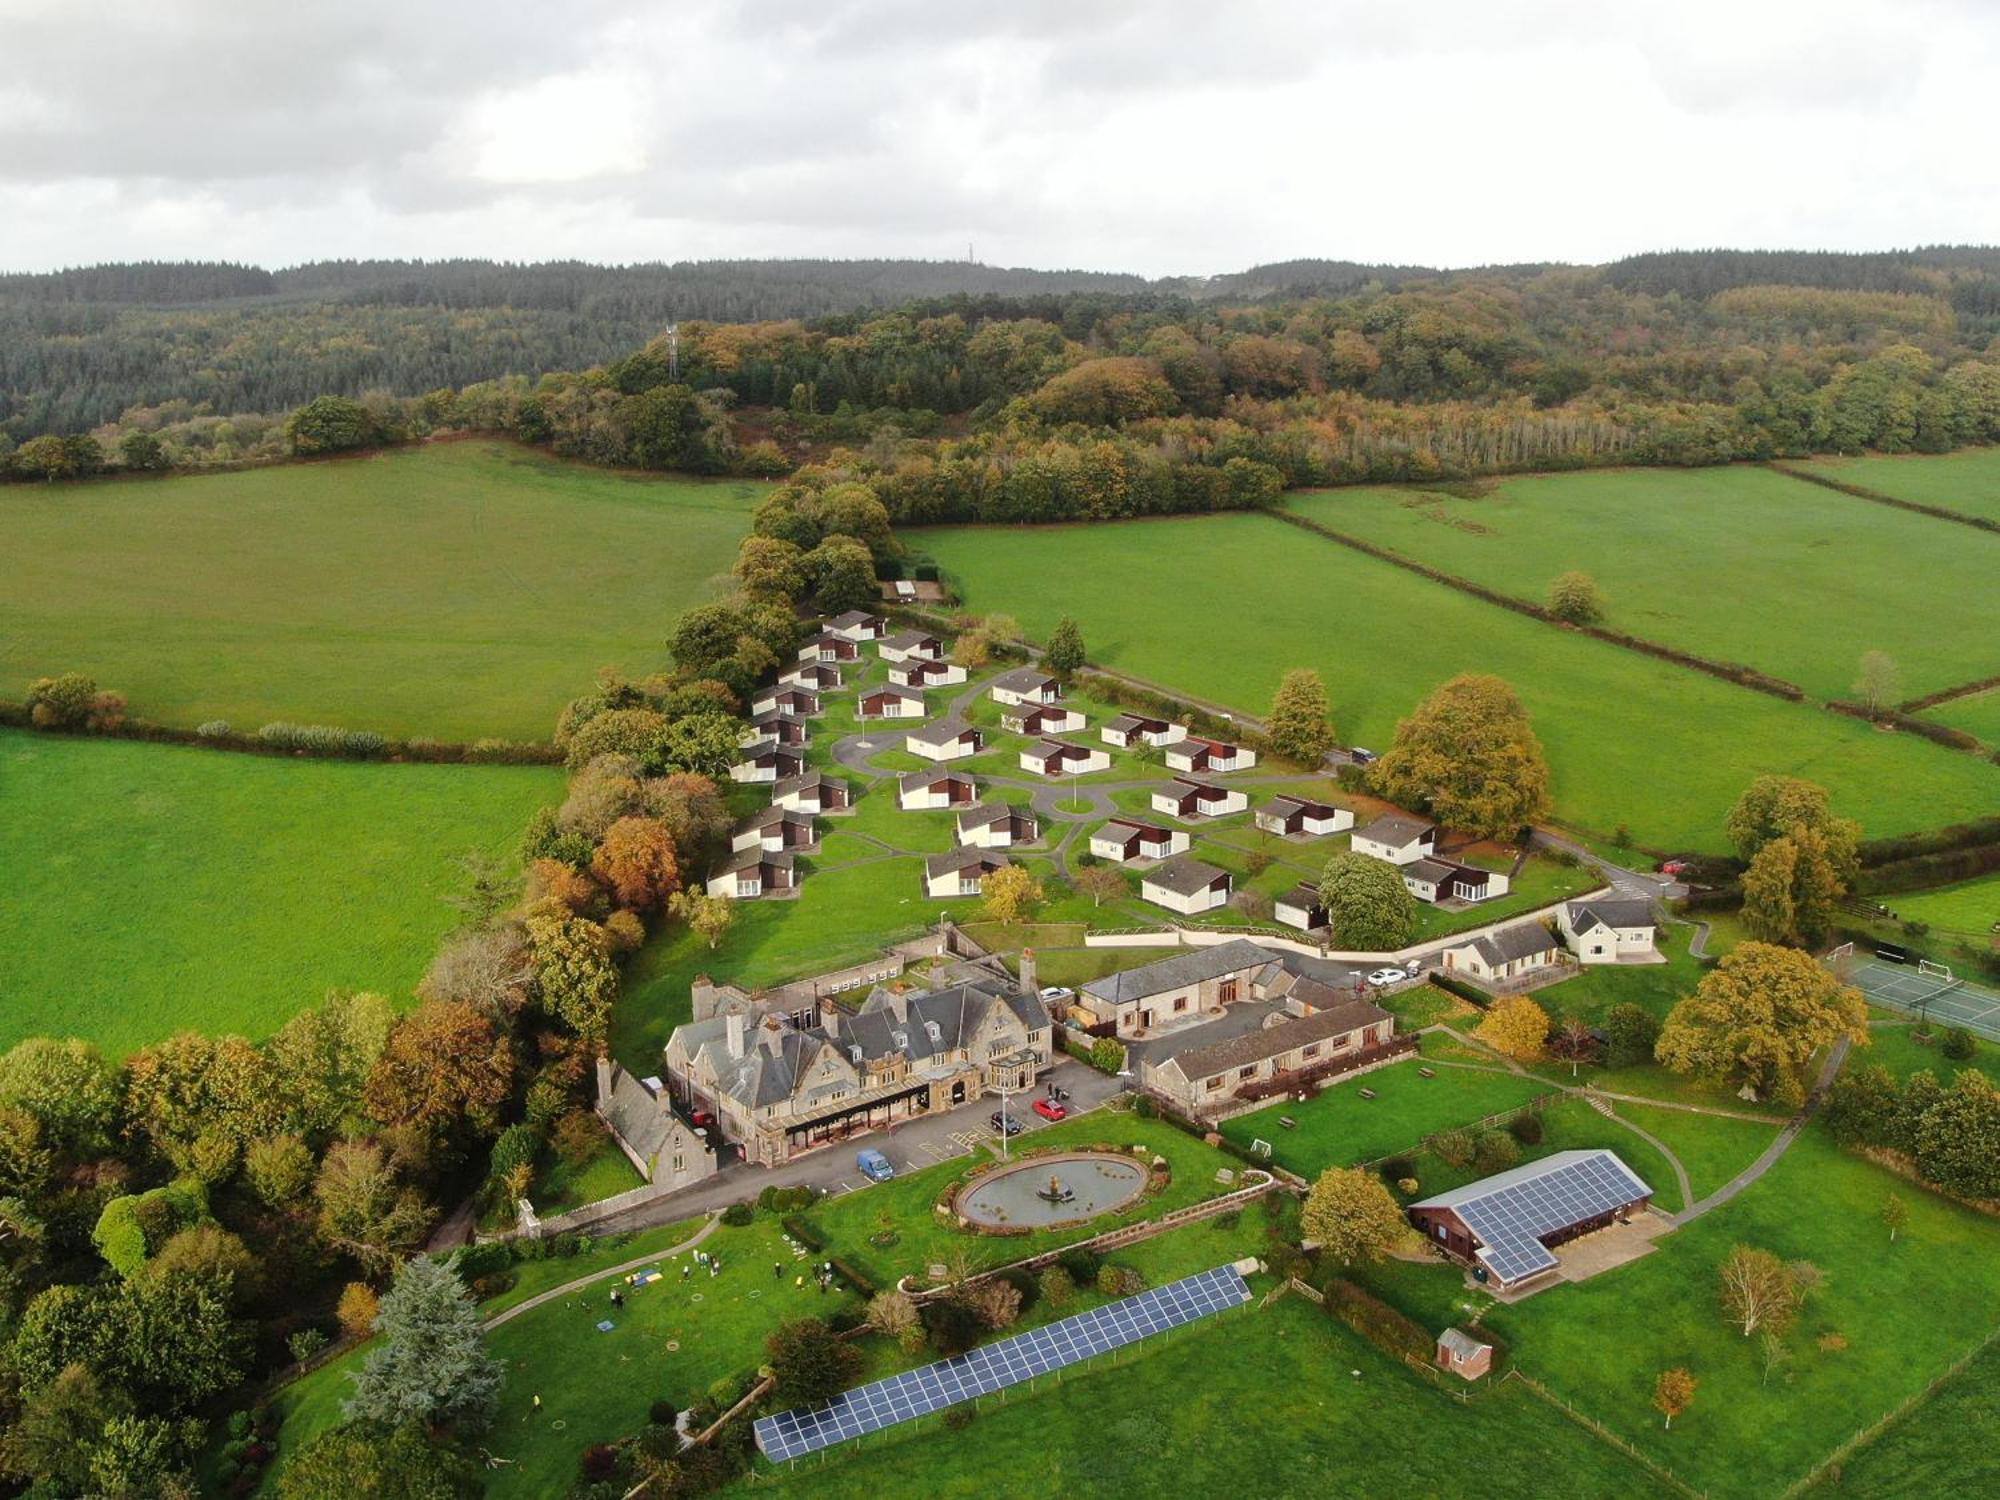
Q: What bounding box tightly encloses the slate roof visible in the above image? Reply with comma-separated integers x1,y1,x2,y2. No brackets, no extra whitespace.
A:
989,667,1059,695
956,803,1036,836
1277,881,1324,913
899,769,974,796
880,630,941,652
602,1070,675,1165
717,848,796,879
772,770,841,800
1105,713,1165,735
828,610,884,630
1157,997,1391,1080
1263,795,1336,821
1566,898,1658,934
1080,939,1281,1006
1458,922,1560,968
908,720,977,747
925,850,1007,881
1355,812,1435,847
737,807,816,836
1095,817,1163,844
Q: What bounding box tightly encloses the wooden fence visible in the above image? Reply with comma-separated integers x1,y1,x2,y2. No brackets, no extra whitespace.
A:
1502,1367,1705,1498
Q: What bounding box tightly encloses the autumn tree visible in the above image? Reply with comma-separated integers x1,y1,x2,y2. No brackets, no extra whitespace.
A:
1475,995,1552,1060
865,1290,924,1354
766,1317,862,1410
979,865,1045,924
1547,571,1606,625
645,770,733,859
1717,1245,1805,1338
244,1134,316,1211
418,925,536,1019
806,536,879,614
1045,617,1086,680
1074,865,1129,907
1267,668,1337,765
266,989,395,1143
733,534,807,601
313,1142,431,1276
670,887,737,949
1656,943,1868,1106
524,903,620,1047
1317,851,1417,950
591,815,682,912
121,1032,282,1180
1371,674,1550,838
336,1281,380,1341
1300,1167,1406,1266
1725,775,1858,866
1741,824,1849,948
0,1037,121,1157
276,1423,480,1500
1854,650,1901,713
1653,1367,1696,1430
363,1001,515,1142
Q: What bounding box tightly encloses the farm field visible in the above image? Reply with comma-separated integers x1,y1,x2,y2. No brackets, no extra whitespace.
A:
1,440,764,740
742,1295,1654,1499
0,728,560,1054
1283,465,2000,702
1794,444,2000,525
916,513,2000,850
1484,1127,2000,1499
1926,686,2000,745
1819,1334,2000,1496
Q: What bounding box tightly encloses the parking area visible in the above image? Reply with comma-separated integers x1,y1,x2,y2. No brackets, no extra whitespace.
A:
1846,957,2000,1043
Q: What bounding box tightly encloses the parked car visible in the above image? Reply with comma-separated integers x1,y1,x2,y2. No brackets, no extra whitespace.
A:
689,1110,716,1130
855,1148,895,1183
1033,1097,1068,1121
1366,967,1408,986
989,1111,1025,1137
1349,747,1378,765
1659,858,1692,876
1038,985,1074,1004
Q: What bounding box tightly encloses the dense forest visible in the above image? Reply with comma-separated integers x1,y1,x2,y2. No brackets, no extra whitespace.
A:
8,248,2000,509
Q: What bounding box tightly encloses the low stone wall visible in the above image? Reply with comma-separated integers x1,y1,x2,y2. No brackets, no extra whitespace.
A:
507,1178,679,1241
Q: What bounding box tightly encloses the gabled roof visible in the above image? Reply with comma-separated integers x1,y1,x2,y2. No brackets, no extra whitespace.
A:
737,806,816,835
1458,922,1559,968
1156,997,1391,1080
1144,855,1228,897
1105,712,1167,734
899,768,973,794
772,769,838,798
1278,880,1323,910
956,803,1035,834
717,847,796,878
880,629,940,651
1438,1327,1490,1360
908,719,977,747
1095,817,1164,843
1355,812,1435,846
989,666,1059,694
925,849,1007,880
1081,939,1278,1006
602,1069,677,1165
828,610,884,629
1264,795,1336,820
1403,857,1459,885
1566,898,1658,934
1410,1150,1653,1283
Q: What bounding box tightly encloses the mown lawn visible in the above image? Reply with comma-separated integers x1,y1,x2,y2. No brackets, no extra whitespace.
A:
1862,1021,2000,1089
916,513,1999,851
1821,1331,2000,1496
1796,444,2000,526
1881,869,2000,937
0,729,560,1054
2,440,764,739
739,1294,1655,1499
1220,1058,1552,1178
1484,1127,2000,1499
529,1135,645,1215
1284,465,2000,702
1607,1101,1779,1202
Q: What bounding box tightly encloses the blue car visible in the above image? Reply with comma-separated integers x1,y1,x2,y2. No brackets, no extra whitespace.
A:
856,1148,895,1183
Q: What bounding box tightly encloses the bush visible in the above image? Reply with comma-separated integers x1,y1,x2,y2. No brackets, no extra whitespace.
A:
580,1443,621,1481
1088,1037,1126,1075
197,719,232,738
552,1232,584,1258
1038,1265,1078,1312
781,1214,827,1251
924,1296,982,1356
1943,1027,1977,1061
720,1202,755,1227
638,1423,681,1461
552,1108,607,1168
1474,1129,1521,1173
1132,1092,1157,1118
1097,1264,1145,1297
1377,1154,1416,1185
255,721,388,756
1321,1276,1432,1365
1431,1128,1477,1169
454,1240,516,1279
942,1404,976,1431
1507,1112,1545,1146
287,1327,329,1364
227,1410,252,1440
827,1255,878,1297
1056,1246,1101,1285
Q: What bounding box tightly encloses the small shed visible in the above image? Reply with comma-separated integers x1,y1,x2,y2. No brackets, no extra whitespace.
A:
1437,1327,1492,1381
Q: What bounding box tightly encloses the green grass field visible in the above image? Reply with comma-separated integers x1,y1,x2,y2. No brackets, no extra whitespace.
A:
1926,686,2000,745
1878,870,2000,937
915,513,2000,850
1862,1022,2000,1089
743,1295,1653,1499
1796,444,2000,525
1484,1127,2000,1498
1283,465,2000,702
2,440,764,740
1607,1101,1778,1202
0,728,559,1054
1819,1332,2000,1496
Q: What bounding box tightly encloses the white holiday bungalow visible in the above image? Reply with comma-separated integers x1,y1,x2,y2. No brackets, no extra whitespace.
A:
706,848,799,900
1018,738,1112,777
1399,857,1510,905
1255,796,1353,839
780,662,846,692
1001,703,1086,736
857,687,926,721
729,744,805,784
1164,737,1259,775
906,721,984,762
1275,881,1328,932
878,630,945,665
731,807,819,855
1439,923,1563,984
1140,855,1233,915
987,667,1062,706
738,711,809,749
924,849,1010,898
752,686,823,718
770,771,854,815
1151,776,1249,821
1101,714,1187,750
890,657,968,690
825,610,887,642
796,634,861,665
956,803,1041,849
1088,818,1190,864
897,769,979,810
1350,813,1439,865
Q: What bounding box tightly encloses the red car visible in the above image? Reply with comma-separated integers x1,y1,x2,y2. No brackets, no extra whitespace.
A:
690,1110,716,1130
1033,1097,1068,1122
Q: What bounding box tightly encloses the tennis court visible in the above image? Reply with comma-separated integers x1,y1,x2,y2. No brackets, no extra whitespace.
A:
1840,954,2000,1043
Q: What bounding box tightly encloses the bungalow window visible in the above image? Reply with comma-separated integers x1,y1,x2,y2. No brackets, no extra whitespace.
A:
1173,996,1188,1014
1206,1076,1224,1093
1238,1065,1256,1081
1302,1043,1320,1060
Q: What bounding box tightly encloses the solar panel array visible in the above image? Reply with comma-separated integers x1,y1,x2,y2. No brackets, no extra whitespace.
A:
1453,1152,1650,1283
754,1264,1251,1462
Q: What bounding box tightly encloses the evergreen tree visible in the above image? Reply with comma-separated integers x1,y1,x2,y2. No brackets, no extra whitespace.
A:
346,1258,502,1433
1045,617,1086,680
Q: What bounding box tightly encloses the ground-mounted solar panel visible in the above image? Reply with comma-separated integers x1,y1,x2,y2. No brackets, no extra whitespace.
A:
753,1263,1252,1462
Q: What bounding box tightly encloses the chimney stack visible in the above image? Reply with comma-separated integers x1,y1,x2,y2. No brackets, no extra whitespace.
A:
1019,947,1038,1001
595,1053,614,1109
725,1012,745,1059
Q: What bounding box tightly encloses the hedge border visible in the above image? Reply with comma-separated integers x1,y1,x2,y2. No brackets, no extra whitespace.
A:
1769,461,2000,536
0,702,558,765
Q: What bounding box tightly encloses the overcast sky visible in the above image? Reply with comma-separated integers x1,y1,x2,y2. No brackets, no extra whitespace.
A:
2,0,1996,277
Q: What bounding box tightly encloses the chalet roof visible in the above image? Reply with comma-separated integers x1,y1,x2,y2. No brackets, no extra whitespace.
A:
1277,881,1323,911
828,610,884,630
1404,857,1460,885
1105,712,1166,735
1144,856,1228,897
880,630,940,651
989,667,1059,695
908,719,977,747
1264,795,1336,820
1355,812,1435,847
925,849,1007,880
771,769,837,798
956,803,1035,835
737,807,816,835
717,847,796,878
1566,898,1658,934
1157,997,1391,1080
1459,922,1559,968
864,687,924,705
899,768,972,794
1096,817,1163,843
